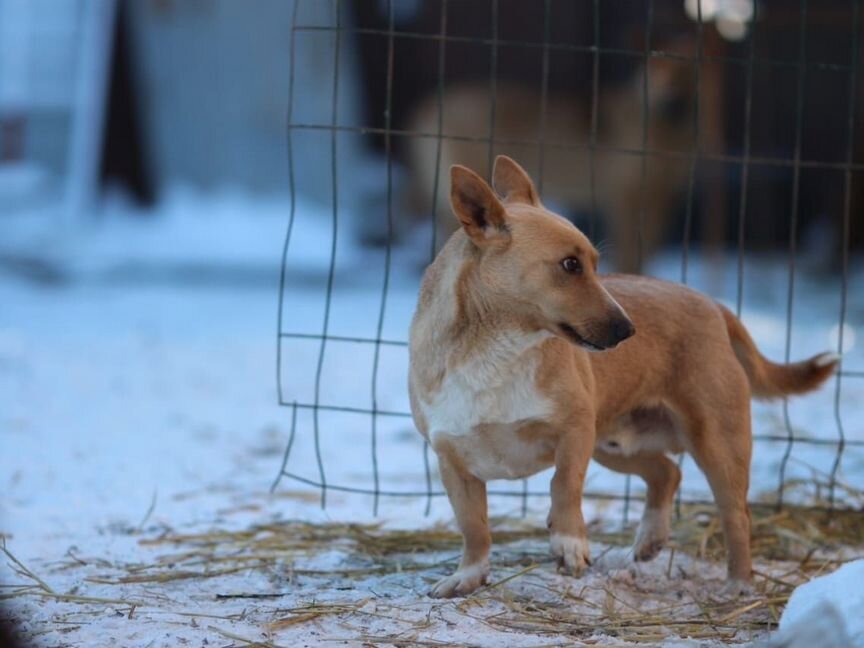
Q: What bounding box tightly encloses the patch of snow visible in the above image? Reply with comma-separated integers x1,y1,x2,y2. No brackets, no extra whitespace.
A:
772,559,864,647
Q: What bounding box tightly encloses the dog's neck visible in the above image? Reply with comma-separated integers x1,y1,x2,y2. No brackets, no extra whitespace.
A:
412,234,553,395
433,237,550,375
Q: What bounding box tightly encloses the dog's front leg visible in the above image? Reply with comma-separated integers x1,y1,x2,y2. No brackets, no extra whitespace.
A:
429,449,490,598
548,424,594,576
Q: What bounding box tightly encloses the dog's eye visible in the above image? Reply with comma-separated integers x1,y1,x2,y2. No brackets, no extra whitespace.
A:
561,257,583,274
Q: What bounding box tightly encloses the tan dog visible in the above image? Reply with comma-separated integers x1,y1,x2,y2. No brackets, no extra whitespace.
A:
408,156,839,598
405,52,697,273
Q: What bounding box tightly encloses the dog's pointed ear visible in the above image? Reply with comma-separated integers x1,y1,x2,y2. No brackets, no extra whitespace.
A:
492,155,540,206
450,165,509,245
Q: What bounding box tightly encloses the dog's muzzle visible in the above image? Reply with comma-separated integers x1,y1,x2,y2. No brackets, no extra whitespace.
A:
559,317,635,351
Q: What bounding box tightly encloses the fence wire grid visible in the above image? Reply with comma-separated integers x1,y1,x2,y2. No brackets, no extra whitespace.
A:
273,0,864,522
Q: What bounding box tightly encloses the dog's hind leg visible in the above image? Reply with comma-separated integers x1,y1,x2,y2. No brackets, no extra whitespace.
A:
593,449,681,561
428,447,491,598
680,401,753,591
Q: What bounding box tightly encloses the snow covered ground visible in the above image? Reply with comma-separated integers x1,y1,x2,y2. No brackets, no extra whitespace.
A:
1,191,863,647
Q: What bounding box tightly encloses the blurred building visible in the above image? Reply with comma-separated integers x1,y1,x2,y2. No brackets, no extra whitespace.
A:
1,0,861,262
0,0,370,217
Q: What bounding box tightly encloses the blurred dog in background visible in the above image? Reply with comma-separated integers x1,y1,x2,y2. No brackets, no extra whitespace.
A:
405,43,698,273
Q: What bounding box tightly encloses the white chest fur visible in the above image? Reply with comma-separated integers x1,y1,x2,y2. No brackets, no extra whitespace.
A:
421,330,556,480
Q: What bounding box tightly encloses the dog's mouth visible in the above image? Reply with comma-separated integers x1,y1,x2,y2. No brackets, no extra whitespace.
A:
558,323,609,351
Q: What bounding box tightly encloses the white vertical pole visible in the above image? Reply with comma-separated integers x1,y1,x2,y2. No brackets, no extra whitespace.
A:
64,0,116,223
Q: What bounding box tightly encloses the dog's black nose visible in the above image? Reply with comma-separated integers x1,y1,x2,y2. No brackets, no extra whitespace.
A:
611,318,636,343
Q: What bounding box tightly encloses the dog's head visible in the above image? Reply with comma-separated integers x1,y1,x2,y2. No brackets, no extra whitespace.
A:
449,156,635,351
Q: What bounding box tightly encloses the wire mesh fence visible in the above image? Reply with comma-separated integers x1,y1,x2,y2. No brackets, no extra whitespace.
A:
273,0,864,522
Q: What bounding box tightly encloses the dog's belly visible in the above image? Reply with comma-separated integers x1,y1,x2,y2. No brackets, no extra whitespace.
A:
597,406,685,457
434,422,556,481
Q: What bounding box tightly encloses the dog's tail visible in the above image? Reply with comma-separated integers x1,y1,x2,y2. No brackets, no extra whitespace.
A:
719,304,839,399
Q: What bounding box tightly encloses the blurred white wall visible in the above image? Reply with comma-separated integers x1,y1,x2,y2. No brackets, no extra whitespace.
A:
0,0,83,207
0,0,80,112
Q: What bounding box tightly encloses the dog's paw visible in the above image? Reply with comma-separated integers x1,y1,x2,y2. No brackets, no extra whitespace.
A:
633,508,670,562
550,533,591,577
429,562,489,598
719,578,753,598
633,537,666,562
